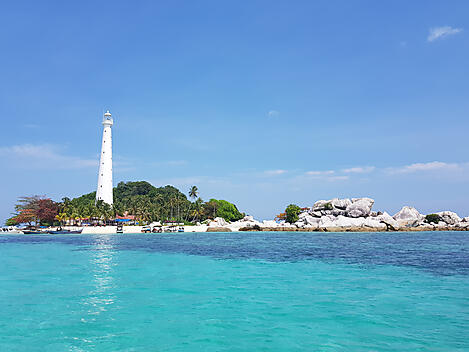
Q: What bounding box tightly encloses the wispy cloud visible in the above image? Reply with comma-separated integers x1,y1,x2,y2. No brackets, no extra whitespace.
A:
427,26,462,42
0,144,97,169
264,169,287,176
302,170,348,182
342,166,375,174
301,161,467,178
294,170,348,183
387,161,463,174
305,170,335,176
267,110,279,117
328,175,349,181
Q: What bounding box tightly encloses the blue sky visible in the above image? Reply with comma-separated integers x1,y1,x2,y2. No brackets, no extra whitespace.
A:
1,0,468,222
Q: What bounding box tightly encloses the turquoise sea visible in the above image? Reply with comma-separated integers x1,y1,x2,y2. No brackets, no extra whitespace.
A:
0,232,468,351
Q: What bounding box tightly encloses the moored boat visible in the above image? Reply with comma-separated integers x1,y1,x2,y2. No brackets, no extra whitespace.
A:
22,230,42,234
0,226,24,234
47,228,83,234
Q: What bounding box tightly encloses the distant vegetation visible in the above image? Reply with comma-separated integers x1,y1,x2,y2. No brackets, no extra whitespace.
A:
425,214,442,224
6,181,245,226
207,199,244,222
285,204,301,224
5,196,58,226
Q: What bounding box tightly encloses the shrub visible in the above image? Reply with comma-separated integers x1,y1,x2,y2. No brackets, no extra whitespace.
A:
324,202,333,210
425,214,441,224
285,204,301,224
207,199,244,222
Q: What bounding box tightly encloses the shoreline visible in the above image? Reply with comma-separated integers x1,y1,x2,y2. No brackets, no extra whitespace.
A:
5,224,466,235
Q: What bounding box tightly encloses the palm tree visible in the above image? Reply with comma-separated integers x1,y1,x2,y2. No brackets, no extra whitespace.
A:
55,212,67,228
190,208,204,222
189,186,199,201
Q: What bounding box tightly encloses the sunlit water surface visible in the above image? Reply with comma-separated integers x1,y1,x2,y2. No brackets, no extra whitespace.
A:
0,232,468,351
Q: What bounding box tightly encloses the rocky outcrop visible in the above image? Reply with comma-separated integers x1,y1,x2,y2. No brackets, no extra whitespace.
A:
436,211,461,225
346,198,374,218
227,215,263,231
200,198,468,233
331,198,352,210
209,217,228,227
393,206,424,227
393,206,423,221
207,227,232,232
376,212,400,231
312,200,332,211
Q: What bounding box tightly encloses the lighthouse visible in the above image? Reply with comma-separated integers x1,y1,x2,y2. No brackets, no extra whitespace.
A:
96,110,114,205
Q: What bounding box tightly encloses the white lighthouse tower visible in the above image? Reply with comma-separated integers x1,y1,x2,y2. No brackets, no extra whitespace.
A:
96,110,114,205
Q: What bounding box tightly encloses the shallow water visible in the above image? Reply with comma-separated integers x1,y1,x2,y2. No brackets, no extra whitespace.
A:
0,232,468,351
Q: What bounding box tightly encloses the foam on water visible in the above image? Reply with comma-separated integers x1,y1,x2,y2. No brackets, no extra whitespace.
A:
1,232,468,351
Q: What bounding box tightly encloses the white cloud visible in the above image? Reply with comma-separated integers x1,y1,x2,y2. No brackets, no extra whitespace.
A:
0,144,97,169
427,26,462,42
328,175,349,181
264,169,287,176
267,110,279,117
342,166,375,174
387,161,462,174
305,170,335,176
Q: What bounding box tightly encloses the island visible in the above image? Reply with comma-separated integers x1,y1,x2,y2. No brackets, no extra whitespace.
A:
4,181,469,233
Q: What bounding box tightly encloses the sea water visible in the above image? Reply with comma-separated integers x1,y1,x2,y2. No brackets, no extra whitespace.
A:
0,232,467,351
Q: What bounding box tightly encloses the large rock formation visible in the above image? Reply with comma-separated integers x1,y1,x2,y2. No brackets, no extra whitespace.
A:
198,198,468,233
331,198,352,210
436,211,461,225
376,212,400,230
393,205,425,222
345,198,375,218
209,217,228,227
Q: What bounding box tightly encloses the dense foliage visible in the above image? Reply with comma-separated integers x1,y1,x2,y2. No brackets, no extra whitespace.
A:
6,181,245,226
425,214,442,224
285,204,301,224
208,199,244,222
7,196,58,226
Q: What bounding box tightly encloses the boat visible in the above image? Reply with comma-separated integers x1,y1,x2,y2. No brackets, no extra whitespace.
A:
22,230,42,234
141,226,151,233
0,226,24,234
47,228,83,234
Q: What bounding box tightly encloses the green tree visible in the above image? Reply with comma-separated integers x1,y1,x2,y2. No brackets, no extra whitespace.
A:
189,186,199,201
285,204,301,224
5,217,19,226
49,180,245,224
204,199,244,222
425,213,441,224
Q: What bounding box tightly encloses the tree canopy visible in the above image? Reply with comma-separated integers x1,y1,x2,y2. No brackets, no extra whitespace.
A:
6,181,245,226
7,196,58,226
285,204,301,224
